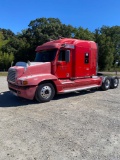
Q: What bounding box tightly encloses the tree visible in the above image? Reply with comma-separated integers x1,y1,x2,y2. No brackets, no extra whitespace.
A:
94,29,114,70
100,26,120,65
0,52,14,71
0,18,120,71
19,18,75,60
74,27,94,40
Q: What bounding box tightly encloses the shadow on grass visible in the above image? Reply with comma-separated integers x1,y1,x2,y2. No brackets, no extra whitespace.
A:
0,89,97,108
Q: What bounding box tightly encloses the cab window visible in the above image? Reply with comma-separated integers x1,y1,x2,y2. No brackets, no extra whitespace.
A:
58,50,65,61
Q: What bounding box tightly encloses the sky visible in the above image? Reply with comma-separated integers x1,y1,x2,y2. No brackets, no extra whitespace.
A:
0,0,120,34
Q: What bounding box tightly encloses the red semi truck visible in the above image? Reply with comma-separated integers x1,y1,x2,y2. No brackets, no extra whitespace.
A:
7,38,119,102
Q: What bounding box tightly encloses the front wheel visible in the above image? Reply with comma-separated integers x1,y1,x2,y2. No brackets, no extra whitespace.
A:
35,83,55,103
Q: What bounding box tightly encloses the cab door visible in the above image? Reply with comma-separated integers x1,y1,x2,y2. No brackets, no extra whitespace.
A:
56,50,71,79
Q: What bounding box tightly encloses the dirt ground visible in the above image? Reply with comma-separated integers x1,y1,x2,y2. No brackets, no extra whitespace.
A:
0,76,120,160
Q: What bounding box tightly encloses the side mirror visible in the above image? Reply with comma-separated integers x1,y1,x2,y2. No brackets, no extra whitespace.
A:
65,50,70,62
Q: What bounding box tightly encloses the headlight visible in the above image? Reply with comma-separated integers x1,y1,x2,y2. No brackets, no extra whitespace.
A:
17,80,22,85
17,80,28,85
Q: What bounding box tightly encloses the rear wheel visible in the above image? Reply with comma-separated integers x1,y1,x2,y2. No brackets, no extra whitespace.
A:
101,77,111,91
35,83,55,103
110,77,119,89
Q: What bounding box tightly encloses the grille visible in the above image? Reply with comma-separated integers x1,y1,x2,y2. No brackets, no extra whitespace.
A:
8,69,16,83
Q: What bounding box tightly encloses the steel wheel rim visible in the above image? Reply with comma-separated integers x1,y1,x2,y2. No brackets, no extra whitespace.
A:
105,79,110,88
40,86,52,99
114,79,118,87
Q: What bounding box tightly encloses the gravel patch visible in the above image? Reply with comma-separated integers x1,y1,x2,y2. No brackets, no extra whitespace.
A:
0,76,120,160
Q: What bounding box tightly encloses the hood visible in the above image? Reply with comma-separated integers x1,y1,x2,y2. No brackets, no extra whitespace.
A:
25,62,51,76
15,62,51,78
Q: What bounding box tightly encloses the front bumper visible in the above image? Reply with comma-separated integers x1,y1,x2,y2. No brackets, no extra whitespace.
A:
8,83,37,100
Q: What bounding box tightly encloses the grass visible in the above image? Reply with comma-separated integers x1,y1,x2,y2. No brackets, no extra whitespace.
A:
103,74,120,77
99,71,120,77
0,72,8,76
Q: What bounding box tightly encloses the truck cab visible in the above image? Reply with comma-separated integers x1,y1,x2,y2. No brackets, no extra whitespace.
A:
7,38,119,102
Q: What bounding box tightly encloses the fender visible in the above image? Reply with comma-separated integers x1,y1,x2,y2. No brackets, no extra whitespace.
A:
17,73,58,86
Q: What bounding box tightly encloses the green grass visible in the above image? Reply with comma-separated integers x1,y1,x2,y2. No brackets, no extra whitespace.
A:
99,71,120,77
0,72,8,76
103,74,120,77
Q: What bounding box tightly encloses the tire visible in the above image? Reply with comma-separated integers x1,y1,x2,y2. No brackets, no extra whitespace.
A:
110,77,119,89
35,83,55,103
101,77,111,91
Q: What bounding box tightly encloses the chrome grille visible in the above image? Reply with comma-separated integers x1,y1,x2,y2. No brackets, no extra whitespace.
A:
8,69,16,83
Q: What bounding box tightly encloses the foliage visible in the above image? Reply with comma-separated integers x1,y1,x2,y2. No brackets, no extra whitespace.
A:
21,18,75,60
0,31,9,48
101,26,120,64
74,27,94,40
0,18,120,71
94,29,114,70
0,51,14,71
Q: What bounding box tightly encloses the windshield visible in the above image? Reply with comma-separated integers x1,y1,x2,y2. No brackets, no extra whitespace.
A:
34,49,57,62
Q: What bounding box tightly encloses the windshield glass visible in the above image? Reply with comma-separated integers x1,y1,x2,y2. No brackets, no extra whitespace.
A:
35,49,57,62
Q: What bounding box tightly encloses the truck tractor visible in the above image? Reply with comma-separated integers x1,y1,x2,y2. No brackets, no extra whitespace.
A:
7,38,119,102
